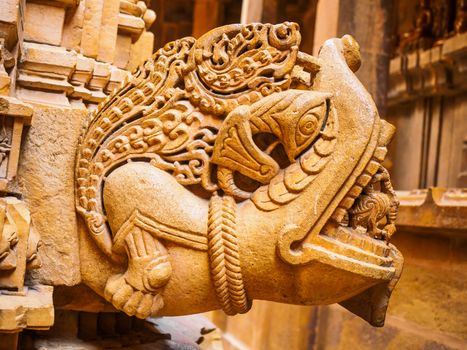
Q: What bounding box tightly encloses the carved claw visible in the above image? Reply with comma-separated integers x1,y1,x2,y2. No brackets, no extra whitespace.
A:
105,226,172,318
382,224,397,242
104,273,164,319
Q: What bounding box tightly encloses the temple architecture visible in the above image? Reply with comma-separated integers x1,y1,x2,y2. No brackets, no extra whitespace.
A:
0,0,465,349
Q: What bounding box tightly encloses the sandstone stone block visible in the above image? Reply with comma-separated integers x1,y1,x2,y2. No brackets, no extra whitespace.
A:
117,13,145,41
61,0,86,51
0,285,54,332
0,0,21,49
97,0,120,63
24,3,66,46
128,30,153,71
10,105,86,286
113,34,132,69
80,0,105,58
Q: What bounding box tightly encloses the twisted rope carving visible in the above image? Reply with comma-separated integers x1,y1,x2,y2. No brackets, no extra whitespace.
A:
207,193,250,315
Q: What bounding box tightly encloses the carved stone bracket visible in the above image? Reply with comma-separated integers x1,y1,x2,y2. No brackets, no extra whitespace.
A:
75,23,403,327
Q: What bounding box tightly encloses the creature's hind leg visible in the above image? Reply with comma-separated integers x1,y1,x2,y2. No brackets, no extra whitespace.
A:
102,162,209,318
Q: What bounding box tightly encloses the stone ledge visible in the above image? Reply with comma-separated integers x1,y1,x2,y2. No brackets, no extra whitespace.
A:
396,187,467,234
0,285,54,333
118,13,145,41
17,42,130,107
0,96,33,125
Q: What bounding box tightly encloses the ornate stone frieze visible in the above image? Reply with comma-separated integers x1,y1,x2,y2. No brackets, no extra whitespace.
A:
76,23,403,327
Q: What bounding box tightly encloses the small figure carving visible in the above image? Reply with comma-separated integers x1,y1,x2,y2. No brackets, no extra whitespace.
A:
26,226,42,270
0,132,11,168
0,197,41,292
0,38,15,72
0,202,18,270
349,166,399,241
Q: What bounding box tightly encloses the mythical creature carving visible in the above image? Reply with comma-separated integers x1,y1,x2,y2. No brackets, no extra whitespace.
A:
76,23,403,326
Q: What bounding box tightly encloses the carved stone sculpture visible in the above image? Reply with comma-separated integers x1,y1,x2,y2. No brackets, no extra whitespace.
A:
75,23,403,326
0,197,41,290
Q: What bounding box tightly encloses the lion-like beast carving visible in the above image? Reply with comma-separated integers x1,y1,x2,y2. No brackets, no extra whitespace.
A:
75,23,403,326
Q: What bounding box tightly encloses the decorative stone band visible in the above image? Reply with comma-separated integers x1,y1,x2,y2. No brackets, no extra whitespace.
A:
207,193,250,315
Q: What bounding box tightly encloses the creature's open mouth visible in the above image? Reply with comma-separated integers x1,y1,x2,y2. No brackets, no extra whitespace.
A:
318,224,394,272
317,135,397,270
291,118,400,281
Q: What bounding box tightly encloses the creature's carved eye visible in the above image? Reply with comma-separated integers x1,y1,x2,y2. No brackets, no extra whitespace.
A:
298,112,319,137
295,102,325,148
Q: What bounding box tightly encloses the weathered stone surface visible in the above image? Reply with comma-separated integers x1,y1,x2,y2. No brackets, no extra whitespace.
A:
97,0,120,63
0,285,54,332
128,30,154,71
113,33,132,69
61,0,86,51
24,3,65,45
10,105,86,286
80,0,105,58
0,95,32,121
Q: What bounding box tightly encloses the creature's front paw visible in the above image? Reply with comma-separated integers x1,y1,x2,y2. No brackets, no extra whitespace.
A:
382,224,396,242
104,273,164,319
123,228,173,291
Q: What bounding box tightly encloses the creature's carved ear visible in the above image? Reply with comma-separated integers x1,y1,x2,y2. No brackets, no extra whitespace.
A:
211,105,280,185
